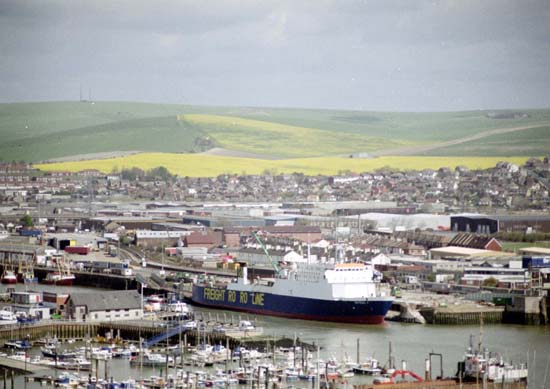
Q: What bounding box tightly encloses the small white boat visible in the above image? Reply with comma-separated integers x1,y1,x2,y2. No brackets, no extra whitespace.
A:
166,301,191,315
145,295,163,311
130,352,173,366
0,308,18,326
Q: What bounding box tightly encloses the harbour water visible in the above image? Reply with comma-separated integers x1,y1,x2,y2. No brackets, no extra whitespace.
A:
194,306,550,387
3,285,550,387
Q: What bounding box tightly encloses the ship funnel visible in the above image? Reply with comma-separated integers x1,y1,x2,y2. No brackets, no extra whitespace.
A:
238,262,249,285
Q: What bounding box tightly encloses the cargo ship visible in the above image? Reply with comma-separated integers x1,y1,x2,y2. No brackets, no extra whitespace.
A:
191,261,393,324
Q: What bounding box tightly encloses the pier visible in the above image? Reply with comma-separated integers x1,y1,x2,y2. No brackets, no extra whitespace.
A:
0,356,48,374
0,319,279,351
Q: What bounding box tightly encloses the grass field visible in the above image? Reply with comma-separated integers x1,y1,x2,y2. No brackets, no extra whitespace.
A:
423,126,550,156
35,153,532,177
501,241,550,253
180,114,412,158
2,102,550,162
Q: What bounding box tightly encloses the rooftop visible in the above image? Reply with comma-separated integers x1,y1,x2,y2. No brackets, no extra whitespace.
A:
430,246,515,258
519,247,550,256
69,290,141,312
453,214,550,222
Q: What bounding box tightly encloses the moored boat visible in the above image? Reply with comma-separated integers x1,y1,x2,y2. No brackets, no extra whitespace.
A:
458,335,528,383
0,308,18,326
41,345,79,360
42,272,75,286
4,339,32,349
1,270,18,284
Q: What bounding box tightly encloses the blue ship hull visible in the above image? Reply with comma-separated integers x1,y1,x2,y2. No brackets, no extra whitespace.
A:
191,285,392,324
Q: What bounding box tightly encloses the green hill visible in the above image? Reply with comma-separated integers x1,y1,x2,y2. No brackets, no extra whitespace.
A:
1,101,549,162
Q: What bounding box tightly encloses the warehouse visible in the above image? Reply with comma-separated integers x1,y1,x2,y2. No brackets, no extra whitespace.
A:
451,215,550,234
182,215,265,228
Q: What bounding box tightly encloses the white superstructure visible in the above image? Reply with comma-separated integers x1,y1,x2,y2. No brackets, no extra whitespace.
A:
229,262,386,301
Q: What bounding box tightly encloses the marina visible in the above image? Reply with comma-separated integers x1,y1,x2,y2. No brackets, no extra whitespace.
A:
0,280,545,388
0,300,545,388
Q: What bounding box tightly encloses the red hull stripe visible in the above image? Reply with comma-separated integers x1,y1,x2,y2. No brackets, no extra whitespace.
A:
42,280,74,286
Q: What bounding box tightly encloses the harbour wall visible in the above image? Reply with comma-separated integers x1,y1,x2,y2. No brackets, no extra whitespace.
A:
411,295,550,325
353,381,526,389
419,308,504,325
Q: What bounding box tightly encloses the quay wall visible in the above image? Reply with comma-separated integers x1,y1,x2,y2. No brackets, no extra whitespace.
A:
0,321,252,350
413,295,550,326
33,267,138,290
354,380,526,389
419,308,503,325
0,322,99,343
0,264,138,290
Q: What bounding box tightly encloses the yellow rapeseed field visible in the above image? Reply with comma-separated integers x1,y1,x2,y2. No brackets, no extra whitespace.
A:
35,153,532,177
179,114,411,157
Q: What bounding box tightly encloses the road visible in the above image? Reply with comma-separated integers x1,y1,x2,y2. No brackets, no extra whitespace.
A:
372,122,550,156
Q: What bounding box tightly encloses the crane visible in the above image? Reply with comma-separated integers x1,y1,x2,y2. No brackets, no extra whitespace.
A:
252,232,280,273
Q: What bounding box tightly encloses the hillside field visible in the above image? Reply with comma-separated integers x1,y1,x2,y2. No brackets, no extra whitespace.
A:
35,153,532,178
2,102,550,164
179,114,413,158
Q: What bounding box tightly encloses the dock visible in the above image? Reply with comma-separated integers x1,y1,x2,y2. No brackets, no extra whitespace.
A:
0,356,49,373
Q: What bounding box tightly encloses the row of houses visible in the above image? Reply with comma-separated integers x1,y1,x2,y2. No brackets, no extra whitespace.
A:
1,157,550,214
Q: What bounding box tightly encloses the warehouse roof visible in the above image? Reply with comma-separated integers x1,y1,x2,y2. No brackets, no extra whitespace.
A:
448,233,499,250
69,290,141,312
430,246,515,258
519,247,550,255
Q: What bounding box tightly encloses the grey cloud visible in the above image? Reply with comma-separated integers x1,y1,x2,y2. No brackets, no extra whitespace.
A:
0,0,549,110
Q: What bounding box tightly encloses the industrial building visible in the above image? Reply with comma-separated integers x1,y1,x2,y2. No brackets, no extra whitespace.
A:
451,215,550,234
182,215,265,228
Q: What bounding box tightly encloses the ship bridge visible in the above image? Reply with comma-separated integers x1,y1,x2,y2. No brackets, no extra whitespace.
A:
325,262,378,299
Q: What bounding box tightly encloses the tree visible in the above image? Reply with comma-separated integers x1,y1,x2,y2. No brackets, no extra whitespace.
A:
21,214,33,227
482,277,499,288
146,166,174,181
121,167,145,181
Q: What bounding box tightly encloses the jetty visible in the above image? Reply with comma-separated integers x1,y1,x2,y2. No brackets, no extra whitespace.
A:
0,356,49,373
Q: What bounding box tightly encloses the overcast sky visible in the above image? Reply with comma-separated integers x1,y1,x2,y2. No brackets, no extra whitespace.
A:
1,0,549,111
